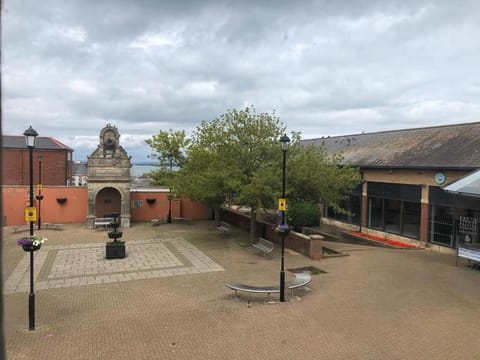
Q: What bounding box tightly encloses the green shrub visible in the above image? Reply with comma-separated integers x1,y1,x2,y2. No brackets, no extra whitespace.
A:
287,201,320,232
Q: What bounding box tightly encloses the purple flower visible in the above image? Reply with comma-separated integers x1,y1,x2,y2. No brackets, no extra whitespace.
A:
17,238,33,246
275,224,290,233
16,235,47,247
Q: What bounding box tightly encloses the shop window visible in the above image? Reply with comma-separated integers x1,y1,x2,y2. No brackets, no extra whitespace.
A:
366,182,421,239
368,197,383,230
403,202,421,239
325,185,361,225
384,199,401,234
429,205,454,247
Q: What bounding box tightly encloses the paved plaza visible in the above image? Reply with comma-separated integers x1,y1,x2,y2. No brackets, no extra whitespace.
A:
2,221,480,359
4,237,223,294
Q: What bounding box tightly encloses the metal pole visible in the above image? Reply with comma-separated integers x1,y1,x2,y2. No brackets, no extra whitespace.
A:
37,158,42,230
280,148,287,302
167,195,172,223
28,146,35,330
167,158,173,223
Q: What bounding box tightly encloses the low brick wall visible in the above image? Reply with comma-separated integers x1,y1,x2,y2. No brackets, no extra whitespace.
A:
220,208,323,260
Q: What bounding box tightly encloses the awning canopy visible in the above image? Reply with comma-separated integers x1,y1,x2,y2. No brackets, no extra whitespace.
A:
443,169,480,197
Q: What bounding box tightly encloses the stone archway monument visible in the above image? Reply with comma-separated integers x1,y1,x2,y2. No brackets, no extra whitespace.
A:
86,124,132,228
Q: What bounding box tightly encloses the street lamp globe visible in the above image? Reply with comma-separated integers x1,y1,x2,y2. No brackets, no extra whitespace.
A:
23,126,38,148
279,133,290,151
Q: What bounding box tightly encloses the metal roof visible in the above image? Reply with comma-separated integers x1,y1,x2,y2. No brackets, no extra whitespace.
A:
2,135,73,151
443,168,480,197
302,121,480,170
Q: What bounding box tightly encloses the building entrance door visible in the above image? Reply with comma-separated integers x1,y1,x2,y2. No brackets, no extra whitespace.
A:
95,187,121,218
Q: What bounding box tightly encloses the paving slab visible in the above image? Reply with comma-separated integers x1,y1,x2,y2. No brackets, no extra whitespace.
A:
2,221,480,359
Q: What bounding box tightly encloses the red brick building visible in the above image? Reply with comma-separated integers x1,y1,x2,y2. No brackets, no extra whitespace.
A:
1,135,73,186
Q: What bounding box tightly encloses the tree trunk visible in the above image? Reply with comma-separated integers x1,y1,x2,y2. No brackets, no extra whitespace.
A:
213,206,221,225
249,209,257,243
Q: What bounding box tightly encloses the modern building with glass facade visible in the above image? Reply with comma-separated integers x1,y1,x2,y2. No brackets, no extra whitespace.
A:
302,121,480,252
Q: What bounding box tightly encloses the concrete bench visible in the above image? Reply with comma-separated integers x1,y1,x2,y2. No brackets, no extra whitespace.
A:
217,221,230,234
94,217,114,229
252,237,274,256
287,272,312,296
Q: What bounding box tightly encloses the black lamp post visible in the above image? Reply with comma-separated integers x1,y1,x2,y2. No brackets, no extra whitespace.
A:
279,133,290,302
167,192,173,223
36,155,43,230
23,125,38,330
167,158,173,223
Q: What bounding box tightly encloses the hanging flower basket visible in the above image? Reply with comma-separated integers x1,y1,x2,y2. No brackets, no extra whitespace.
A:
275,224,290,236
17,236,47,252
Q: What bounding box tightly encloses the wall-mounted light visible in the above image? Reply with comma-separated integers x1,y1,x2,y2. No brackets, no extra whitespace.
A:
146,198,156,205
56,197,67,204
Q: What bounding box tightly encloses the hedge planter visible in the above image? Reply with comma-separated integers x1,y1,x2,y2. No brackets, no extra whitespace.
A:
106,242,126,259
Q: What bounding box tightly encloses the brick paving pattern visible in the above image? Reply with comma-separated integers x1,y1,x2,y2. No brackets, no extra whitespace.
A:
3,222,480,359
4,237,223,294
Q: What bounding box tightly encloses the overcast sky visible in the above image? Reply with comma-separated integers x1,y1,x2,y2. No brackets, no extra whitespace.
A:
3,0,480,162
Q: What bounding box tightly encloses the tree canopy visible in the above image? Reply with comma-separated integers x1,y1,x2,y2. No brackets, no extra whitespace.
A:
146,106,361,239
145,129,190,186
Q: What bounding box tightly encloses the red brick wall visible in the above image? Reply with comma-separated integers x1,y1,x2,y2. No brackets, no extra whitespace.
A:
2,149,72,185
129,193,211,222
2,186,88,225
220,208,323,260
2,186,212,226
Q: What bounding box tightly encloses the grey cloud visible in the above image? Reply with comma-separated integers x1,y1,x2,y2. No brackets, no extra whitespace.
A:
4,0,480,161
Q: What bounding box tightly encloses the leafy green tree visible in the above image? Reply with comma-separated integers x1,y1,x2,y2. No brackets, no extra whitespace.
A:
145,129,190,187
287,138,361,214
150,107,360,241
287,201,320,232
176,106,285,239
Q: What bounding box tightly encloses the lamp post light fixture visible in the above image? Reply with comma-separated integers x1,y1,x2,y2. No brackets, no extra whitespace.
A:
279,133,290,302
23,125,38,330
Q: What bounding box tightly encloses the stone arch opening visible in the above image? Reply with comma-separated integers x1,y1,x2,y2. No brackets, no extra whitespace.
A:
86,124,132,228
95,187,122,218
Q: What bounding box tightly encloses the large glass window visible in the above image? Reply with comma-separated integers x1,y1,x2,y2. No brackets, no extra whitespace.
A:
429,205,454,246
403,202,421,239
384,199,401,234
325,185,361,225
366,182,421,239
368,197,383,229
429,186,480,248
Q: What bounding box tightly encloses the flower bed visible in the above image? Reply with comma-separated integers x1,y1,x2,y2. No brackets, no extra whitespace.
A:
350,231,421,249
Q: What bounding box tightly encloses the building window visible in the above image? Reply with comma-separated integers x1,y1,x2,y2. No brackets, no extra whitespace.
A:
325,184,361,225
367,182,421,239
429,186,480,248
429,204,454,246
